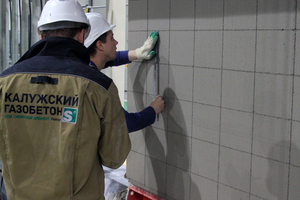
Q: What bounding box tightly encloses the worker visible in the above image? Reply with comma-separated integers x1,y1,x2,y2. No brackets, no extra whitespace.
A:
0,0,131,199
84,12,165,133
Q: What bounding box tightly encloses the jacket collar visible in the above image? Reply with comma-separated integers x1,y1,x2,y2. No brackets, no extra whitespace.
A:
16,37,90,65
89,61,98,70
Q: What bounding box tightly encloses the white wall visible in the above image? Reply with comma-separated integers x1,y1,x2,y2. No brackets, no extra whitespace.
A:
126,0,300,199
106,0,126,107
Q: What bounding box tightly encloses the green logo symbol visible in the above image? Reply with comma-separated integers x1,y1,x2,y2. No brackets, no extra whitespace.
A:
62,107,78,123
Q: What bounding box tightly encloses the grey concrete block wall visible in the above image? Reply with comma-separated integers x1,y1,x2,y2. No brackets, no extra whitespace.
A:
126,0,300,199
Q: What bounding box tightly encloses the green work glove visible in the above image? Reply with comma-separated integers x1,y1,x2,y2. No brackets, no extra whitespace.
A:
136,31,158,60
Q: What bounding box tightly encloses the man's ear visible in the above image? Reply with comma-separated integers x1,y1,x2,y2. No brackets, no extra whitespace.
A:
78,29,85,44
96,40,104,51
39,34,43,39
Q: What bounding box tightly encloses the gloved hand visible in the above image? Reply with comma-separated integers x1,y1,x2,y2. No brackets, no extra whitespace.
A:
136,31,158,60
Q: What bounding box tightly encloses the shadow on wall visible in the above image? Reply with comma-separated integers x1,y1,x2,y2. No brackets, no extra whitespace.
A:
129,30,201,197
131,60,202,199
287,142,300,199
162,88,201,200
267,141,289,199
266,141,300,199
131,61,167,195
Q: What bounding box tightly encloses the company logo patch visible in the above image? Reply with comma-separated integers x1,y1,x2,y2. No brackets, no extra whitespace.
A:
62,107,78,123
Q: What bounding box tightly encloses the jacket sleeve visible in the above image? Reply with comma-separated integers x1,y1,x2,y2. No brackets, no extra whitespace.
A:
104,51,131,69
97,82,131,169
123,107,156,133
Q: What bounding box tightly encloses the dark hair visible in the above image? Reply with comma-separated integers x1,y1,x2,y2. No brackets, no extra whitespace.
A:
39,28,81,39
38,23,89,39
87,32,108,57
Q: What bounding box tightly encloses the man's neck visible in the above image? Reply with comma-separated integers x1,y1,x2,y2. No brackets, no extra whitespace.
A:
90,55,106,71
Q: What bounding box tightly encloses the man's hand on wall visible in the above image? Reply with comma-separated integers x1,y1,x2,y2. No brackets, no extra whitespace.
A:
136,31,158,60
150,95,165,114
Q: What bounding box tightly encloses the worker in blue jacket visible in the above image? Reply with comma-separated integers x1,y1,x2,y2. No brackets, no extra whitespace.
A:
84,12,165,133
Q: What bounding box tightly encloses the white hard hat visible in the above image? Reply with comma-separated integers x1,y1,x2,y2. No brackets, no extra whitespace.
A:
37,0,90,31
84,13,116,48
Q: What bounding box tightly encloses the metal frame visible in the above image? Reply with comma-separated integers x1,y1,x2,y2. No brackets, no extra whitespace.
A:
0,0,44,72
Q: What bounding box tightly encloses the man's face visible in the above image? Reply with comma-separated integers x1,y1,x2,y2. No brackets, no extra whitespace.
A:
103,30,118,61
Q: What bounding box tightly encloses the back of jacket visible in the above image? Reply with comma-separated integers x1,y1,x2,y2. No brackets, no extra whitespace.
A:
0,37,131,200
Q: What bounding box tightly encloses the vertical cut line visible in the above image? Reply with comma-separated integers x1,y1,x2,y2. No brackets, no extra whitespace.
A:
287,1,298,199
249,1,259,199
167,0,171,136
189,1,197,199
165,0,172,198
217,0,225,199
